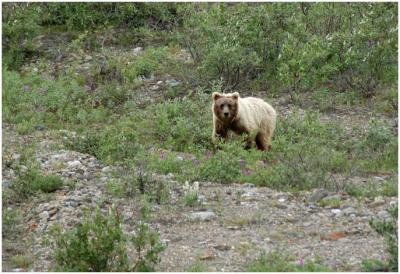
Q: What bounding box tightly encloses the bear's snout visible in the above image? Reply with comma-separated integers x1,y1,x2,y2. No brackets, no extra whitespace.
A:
224,112,230,118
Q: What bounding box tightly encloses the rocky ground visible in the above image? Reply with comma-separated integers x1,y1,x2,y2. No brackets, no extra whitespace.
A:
2,112,396,272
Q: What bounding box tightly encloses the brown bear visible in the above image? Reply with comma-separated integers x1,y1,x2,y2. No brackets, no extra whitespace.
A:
211,92,277,151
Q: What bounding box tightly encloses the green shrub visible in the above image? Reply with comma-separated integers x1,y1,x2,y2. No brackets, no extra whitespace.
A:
183,191,199,207
2,208,22,237
54,206,129,271
177,3,396,93
2,3,41,68
246,251,331,272
345,179,397,198
199,142,244,184
186,261,207,272
363,205,398,272
40,3,179,30
54,203,165,271
11,168,63,199
363,120,394,152
10,255,34,269
131,200,166,271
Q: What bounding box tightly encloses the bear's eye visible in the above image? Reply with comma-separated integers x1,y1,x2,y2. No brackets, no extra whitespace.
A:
220,104,224,109
227,104,231,108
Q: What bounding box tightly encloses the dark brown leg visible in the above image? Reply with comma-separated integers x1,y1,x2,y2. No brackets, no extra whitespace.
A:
255,133,268,151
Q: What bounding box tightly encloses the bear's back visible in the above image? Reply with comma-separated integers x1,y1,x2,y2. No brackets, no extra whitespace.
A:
238,96,276,122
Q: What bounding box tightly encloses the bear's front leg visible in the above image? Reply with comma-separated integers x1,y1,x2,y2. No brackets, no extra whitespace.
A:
212,128,228,142
212,121,228,143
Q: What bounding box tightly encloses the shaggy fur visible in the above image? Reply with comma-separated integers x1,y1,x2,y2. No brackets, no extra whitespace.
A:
212,92,277,151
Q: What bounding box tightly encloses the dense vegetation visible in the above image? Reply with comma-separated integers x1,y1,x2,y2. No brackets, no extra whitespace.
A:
3,2,397,187
2,2,398,271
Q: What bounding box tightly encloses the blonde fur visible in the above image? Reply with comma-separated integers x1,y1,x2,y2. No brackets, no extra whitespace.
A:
212,92,277,150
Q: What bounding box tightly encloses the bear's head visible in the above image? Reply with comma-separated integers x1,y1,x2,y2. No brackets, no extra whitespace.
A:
212,92,239,122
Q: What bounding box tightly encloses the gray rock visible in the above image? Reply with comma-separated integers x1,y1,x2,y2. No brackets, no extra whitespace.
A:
48,208,58,216
3,180,11,188
133,47,143,54
67,160,81,168
39,211,50,222
302,221,313,227
150,85,159,91
371,197,385,207
342,207,357,216
322,194,341,201
373,176,385,182
165,79,180,87
157,80,163,85
12,153,21,161
309,189,329,203
377,210,390,219
84,55,93,62
34,125,46,131
189,211,216,221
213,244,231,251
102,166,112,174
275,204,288,209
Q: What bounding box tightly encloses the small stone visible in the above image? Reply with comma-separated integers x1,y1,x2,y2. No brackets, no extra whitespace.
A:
371,197,385,207
84,55,93,62
303,221,313,227
3,180,11,188
67,160,81,168
243,183,255,188
342,207,357,216
34,125,46,131
150,85,159,91
275,204,288,209
320,231,346,241
20,165,28,173
157,80,163,85
213,244,231,251
189,211,216,221
331,209,341,215
39,211,50,222
48,208,58,216
309,189,329,203
133,47,143,54
12,153,21,161
102,166,112,173
377,210,390,219
165,79,180,87
199,250,215,260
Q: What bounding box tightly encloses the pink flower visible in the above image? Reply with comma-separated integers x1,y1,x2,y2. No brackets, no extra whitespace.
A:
159,151,167,160
241,168,254,175
298,258,305,265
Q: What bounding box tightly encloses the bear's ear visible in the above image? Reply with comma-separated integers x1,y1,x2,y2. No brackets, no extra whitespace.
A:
231,92,239,100
212,92,222,101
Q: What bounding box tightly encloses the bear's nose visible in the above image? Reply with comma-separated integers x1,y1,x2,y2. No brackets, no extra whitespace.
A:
224,112,229,117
